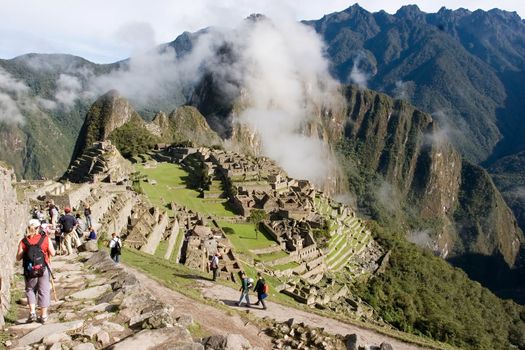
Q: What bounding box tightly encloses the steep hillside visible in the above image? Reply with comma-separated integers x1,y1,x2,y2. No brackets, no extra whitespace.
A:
0,54,113,179
337,85,524,301
305,4,525,164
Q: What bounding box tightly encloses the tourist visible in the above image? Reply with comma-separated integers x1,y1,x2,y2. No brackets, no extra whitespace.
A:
16,219,55,324
236,272,252,307
108,232,122,263
54,226,64,255
253,272,268,310
84,203,92,229
47,201,59,226
58,207,77,255
210,252,220,281
85,226,97,241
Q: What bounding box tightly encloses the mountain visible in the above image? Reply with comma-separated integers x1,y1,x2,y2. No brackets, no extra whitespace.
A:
71,91,221,160
305,4,525,165
336,85,524,302
0,54,114,179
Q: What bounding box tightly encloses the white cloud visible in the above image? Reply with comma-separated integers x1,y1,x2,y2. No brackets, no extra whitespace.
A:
55,74,83,106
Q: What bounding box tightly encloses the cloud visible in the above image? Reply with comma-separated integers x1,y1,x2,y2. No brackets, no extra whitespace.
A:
0,67,29,123
349,56,369,89
55,74,83,106
115,22,156,54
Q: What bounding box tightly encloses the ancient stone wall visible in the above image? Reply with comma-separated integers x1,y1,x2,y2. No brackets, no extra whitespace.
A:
0,165,27,326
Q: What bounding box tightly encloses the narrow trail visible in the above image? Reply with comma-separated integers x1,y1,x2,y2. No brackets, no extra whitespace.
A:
121,264,274,349
123,264,433,350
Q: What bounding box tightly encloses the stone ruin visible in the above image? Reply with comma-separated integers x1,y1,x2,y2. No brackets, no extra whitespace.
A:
63,140,133,184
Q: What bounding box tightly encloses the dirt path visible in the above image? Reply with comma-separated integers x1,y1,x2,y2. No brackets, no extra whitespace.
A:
124,264,432,350
122,265,273,349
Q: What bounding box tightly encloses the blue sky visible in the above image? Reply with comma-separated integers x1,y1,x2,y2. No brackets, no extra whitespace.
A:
0,0,523,63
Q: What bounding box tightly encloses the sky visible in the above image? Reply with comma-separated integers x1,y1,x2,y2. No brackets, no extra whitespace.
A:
0,0,523,63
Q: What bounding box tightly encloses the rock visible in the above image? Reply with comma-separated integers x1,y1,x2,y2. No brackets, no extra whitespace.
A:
94,312,112,320
49,343,62,350
176,314,194,328
172,344,205,350
8,322,42,332
345,333,366,350
380,343,394,350
202,335,226,349
225,334,251,350
83,325,102,339
103,321,125,333
72,343,96,350
42,332,71,346
78,240,99,252
141,310,174,329
97,331,111,346
83,302,112,313
108,326,193,349
3,340,12,347
70,285,111,300
16,320,84,346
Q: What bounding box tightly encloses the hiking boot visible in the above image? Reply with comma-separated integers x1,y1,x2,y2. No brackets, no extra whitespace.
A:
26,312,37,323
38,315,48,324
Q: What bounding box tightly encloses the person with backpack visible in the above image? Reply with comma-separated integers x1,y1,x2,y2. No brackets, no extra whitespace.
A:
108,232,122,263
209,252,220,281
59,207,77,255
16,219,56,324
253,272,268,310
235,272,253,307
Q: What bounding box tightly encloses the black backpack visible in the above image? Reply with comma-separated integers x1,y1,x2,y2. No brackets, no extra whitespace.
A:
112,239,121,255
23,235,46,278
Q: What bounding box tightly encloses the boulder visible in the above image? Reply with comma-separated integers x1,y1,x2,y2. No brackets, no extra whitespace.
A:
42,332,71,346
72,343,96,350
225,334,252,350
380,343,394,350
176,314,194,328
345,333,367,350
78,240,99,252
97,331,111,346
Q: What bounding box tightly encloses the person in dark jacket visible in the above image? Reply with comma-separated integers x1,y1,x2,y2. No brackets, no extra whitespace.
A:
253,272,267,310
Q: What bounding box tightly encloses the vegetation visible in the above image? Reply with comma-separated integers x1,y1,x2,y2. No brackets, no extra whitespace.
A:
247,209,268,240
353,221,525,350
218,221,276,253
109,117,161,158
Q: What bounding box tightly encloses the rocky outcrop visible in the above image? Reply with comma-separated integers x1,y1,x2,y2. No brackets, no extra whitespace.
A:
0,164,27,326
341,85,523,266
71,90,143,161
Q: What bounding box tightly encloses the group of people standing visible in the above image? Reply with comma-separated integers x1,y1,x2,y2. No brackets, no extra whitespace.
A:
18,201,122,324
236,271,269,310
33,200,97,256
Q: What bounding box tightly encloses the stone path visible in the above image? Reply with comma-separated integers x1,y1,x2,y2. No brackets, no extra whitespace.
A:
5,252,263,350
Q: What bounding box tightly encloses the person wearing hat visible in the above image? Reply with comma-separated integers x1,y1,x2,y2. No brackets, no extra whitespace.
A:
16,219,55,323
58,207,77,255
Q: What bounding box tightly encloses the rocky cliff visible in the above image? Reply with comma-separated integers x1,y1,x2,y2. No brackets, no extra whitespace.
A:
339,85,523,269
71,90,143,162
0,164,27,326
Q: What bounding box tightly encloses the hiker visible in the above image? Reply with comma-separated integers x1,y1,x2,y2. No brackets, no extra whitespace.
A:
108,232,122,263
54,226,64,255
16,219,56,324
32,206,45,223
84,203,92,229
58,207,77,255
47,201,59,226
236,272,253,307
210,252,220,281
85,226,97,241
253,272,268,310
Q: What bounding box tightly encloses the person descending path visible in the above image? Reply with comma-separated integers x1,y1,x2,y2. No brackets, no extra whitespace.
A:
210,252,220,281
253,272,268,310
236,272,253,307
16,219,56,324
59,207,77,255
109,232,122,263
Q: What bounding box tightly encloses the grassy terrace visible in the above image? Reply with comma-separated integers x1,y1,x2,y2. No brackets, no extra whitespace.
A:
219,221,277,254
136,162,235,217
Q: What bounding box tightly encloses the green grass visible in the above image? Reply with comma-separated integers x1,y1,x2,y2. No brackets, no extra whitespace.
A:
154,240,169,259
256,250,289,262
136,163,235,217
273,261,300,271
219,221,277,253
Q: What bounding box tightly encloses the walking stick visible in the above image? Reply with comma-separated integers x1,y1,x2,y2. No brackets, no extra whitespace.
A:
46,261,58,302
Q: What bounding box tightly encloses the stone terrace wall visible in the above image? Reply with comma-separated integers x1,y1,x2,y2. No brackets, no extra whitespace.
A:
0,165,27,326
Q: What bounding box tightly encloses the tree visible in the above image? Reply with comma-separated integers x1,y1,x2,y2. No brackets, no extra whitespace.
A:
248,209,268,240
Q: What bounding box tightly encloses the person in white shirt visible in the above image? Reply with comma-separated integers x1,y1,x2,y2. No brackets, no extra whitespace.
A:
108,232,122,263
209,252,220,281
